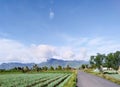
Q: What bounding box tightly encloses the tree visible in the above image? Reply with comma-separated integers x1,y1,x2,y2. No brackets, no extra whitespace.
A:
113,51,120,70
17,67,23,71
22,66,29,73
33,64,39,72
66,65,71,70
90,56,96,68
57,65,62,70
81,64,89,69
89,51,120,72
42,66,48,71
105,51,120,70
105,53,114,68
89,53,105,72
50,66,54,70
81,64,86,69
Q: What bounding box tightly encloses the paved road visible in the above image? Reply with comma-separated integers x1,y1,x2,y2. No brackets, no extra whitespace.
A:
77,70,120,87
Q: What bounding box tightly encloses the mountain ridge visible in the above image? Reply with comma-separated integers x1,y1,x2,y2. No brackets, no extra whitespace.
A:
0,58,89,69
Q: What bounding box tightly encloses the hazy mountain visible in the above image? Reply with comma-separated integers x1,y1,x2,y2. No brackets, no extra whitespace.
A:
0,63,35,70
39,58,89,68
0,58,89,70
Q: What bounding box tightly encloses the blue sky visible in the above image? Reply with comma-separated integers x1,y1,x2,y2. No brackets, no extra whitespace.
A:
0,0,120,63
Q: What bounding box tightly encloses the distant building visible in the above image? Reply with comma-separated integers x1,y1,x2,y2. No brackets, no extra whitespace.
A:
94,68,100,72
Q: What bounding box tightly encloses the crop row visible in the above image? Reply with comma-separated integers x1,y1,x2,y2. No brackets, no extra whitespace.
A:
0,73,71,87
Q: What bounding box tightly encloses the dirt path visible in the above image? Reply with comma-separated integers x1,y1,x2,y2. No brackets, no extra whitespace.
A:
77,70,120,87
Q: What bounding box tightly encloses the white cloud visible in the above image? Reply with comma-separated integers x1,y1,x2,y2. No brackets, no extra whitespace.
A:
59,47,75,60
30,44,57,62
87,37,103,46
59,34,120,59
0,38,28,63
76,48,87,60
0,39,56,63
0,36,120,64
49,8,54,19
0,38,88,63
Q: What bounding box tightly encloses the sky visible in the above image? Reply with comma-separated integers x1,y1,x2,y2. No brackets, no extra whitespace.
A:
0,0,120,63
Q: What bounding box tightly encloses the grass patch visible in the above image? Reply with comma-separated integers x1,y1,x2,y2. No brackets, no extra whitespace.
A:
103,74,120,85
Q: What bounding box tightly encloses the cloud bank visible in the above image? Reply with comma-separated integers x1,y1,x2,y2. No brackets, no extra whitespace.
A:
0,37,120,64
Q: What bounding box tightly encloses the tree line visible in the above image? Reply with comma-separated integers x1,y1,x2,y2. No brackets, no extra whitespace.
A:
0,64,73,73
90,51,120,71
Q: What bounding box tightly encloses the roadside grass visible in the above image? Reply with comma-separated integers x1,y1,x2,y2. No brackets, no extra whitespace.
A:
107,74,120,80
63,70,77,87
84,69,120,85
102,74,120,85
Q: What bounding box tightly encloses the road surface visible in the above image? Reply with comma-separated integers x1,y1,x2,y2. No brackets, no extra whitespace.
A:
77,70,120,87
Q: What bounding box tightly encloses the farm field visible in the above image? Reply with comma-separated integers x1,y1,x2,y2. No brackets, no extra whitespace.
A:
0,72,72,87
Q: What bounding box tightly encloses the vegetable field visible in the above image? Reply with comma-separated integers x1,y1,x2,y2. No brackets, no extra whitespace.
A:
0,73,72,87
